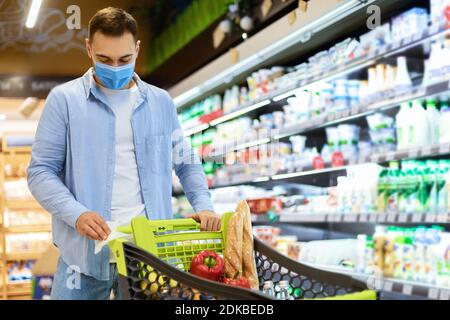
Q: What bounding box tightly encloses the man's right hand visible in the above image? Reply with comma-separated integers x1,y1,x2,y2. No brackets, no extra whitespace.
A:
76,212,111,241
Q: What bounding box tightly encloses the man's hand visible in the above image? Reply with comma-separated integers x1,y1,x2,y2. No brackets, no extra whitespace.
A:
76,211,111,241
189,211,221,231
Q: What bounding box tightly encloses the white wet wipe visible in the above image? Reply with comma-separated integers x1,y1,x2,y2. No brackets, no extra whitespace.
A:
94,221,134,255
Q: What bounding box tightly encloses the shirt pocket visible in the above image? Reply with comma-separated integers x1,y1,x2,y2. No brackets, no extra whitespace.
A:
146,134,172,175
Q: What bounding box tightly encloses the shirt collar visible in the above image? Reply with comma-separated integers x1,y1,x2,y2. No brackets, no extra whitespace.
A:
82,67,149,100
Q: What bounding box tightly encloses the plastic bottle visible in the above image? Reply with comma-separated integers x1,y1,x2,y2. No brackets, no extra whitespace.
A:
439,97,450,144
413,227,426,282
365,236,376,275
386,163,400,214
383,227,396,277
399,165,419,213
396,102,411,150
262,281,275,297
409,100,429,148
427,42,444,84
373,226,385,275
402,229,414,281
395,56,413,93
426,98,440,145
393,228,404,279
336,176,347,214
356,234,367,274
276,280,294,300
437,161,450,214
377,168,388,212
428,160,440,214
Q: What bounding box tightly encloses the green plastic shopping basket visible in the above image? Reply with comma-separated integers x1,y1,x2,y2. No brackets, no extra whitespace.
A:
109,212,377,300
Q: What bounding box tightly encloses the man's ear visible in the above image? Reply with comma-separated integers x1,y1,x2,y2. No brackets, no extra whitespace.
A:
85,38,92,59
135,40,141,58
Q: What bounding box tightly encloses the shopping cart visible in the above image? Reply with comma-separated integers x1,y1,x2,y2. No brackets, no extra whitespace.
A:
109,212,377,300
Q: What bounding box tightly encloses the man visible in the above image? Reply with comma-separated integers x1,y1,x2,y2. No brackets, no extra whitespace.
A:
27,7,220,300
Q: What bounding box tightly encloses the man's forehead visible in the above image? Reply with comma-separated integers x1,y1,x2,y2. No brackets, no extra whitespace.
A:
90,32,136,47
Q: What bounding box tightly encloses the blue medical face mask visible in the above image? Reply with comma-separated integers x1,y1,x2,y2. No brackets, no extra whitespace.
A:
94,61,135,90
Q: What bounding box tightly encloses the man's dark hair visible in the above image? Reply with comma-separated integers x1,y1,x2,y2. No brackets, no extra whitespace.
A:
88,7,138,42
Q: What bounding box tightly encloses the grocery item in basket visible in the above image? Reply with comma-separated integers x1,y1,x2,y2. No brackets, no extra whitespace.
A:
224,204,244,278
222,275,251,289
241,201,259,289
224,201,259,289
189,250,224,282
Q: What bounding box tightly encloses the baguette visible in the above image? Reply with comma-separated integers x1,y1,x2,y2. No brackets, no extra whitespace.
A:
224,206,244,278
239,201,259,289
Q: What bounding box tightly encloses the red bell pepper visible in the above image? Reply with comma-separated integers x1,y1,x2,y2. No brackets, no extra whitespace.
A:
222,277,251,289
189,250,224,282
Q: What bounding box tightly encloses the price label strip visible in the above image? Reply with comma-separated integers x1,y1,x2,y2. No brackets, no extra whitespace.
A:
378,214,387,223
385,152,396,162
439,289,450,301
402,284,413,296
408,148,419,159
421,146,433,156
316,214,325,222
425,215,436,223
383,281,393,292
359,214,368,222
351,105,360,115
439,143,450,154
412,214,423,223
371,154,380,163
398,214,408,223
370,214,379,223
388,214,397,223
428,287,440,300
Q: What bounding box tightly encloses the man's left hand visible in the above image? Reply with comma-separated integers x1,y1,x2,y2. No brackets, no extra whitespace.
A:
189,211,221,231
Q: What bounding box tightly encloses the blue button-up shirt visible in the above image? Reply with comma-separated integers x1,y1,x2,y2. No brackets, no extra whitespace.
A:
27,69,214,280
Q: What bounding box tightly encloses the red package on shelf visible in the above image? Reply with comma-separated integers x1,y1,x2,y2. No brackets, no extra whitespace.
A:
199,110,224,124
312,156,325,170
331,151,345,167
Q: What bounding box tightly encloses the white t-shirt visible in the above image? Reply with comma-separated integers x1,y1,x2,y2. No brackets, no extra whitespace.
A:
98,83,146,262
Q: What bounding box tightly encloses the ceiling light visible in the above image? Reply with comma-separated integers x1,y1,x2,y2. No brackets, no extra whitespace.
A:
26,0,42,29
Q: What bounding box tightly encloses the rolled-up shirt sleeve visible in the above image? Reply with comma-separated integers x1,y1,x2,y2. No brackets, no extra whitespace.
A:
168,94,215,213
27,88,89,228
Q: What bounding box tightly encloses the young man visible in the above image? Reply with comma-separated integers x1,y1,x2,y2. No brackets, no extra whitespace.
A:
27,7,220,300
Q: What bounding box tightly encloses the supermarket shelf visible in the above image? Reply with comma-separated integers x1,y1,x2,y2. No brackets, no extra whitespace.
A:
305,263,450,300
172,143,450,195
275,212,450,224
3,224,52,233
4,199,44,210
6,281,32,298
183,24,449,137
5,251,45,261
175,0,379,109
209,79,450,158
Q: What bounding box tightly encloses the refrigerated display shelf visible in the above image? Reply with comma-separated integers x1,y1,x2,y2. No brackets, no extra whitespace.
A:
173,143,450,195
183,23,449,138
209,80,450,157
304,263,450,300
270,212,450,224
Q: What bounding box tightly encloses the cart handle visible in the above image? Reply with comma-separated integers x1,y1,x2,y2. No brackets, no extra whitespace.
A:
116,218,201,234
